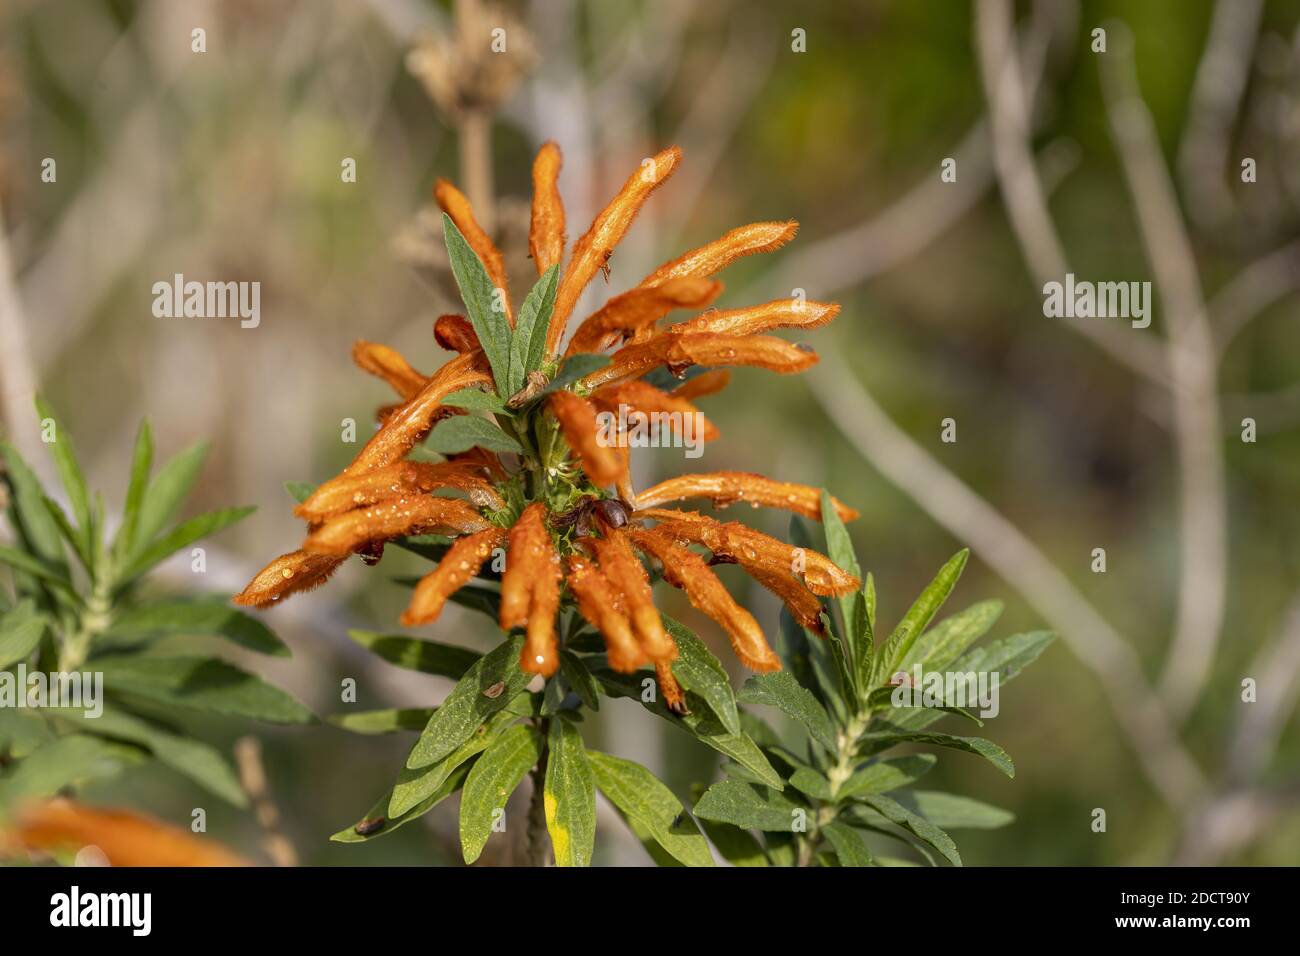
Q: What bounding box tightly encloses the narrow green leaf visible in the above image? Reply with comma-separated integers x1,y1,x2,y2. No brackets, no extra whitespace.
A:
328,708,433,734
425,415,523,456
459,724,543,863
440,389,510,414
859,793,961,866
664,615,739,736
49,705,246,807
0,600,45,668
42,496,92,571
589,750,714,867
390,709,516,816
443,213,511,395
823,820,873,866
131,441,209,555
406,634,530,769
544,719,596,867
0,734,130,802
34,397,90,548
788,766,833,801
838,754,937,799
0,441,67,572
900,600,1003,672
697,819,769,866
540,354,610,396
865,684,984,726
894,790,1015,829
331,761,474,844
693,779,803,832
113,420,154,561
118,506,256,584
820,490,868,687
558,650,600,711
95,655,314,724
737,671,836,753
347,630,480,678
104,600,289,657
858,728,1014,777
509,264,560,395
873,549,969,686
0,544,74,596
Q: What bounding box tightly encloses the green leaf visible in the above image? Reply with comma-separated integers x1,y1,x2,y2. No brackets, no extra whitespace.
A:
540,354,610,395
459,724,543,863
865,684,984,726
0,734,131,802
558,650,600,711
34,397,90,550
737,670,836,753
544,719,596,867
838,754,937,799
113,420,154,561
118,506,255,585
131,441,209,556
859,793,961,866
95,655,314,724
697,819,769,866
508,264,560,396
425,415,523,456
693,779,803,832
819,490,868,687
347,630,480,678
328,708,433,734
0,709,55,757
664,615,739,736
283,481,316,504
873,550,969,686
858,728,1014,778
0,441,67,573
331,761,474,844
104,600,289,657
43,495,92,571
589,750,714,867
823,821,873,866
406,635,530,769
443,213,511,395
778,604,843,723
593,668,783,789
440,389,510,414
899,600,1003,672
895,790,1015,830
0,544,74,596
390,710,517,816
788,766,833,801
0,600,46,668
48,705,246,807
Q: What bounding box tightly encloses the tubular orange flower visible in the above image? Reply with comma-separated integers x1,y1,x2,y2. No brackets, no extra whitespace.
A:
297,460,503,521
434,313,479,353
352,340,429,399
567,554,645,673
637,220,798,287
529,140,566,274
401,526,506,626
3,800,249,867
627,527,780,672
233,549,344,608
565,277,722,355
434,178,513,323
668,298,840,337
239,140,861,687
304,496,491,556
545,145,683,355
548,390,626,487
634,471,858,522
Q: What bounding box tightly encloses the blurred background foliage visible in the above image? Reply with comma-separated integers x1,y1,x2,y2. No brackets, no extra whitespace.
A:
1,0,1298,865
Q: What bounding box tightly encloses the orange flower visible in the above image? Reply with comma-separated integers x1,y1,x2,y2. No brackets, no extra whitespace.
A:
235,143,860,687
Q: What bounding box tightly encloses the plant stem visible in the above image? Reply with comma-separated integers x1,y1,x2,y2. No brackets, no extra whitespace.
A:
524,719,550,866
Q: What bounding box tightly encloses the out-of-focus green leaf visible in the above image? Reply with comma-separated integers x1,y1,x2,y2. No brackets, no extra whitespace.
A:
103,600,289,657
131,441,209,555
347,630,480,678
697,819,769,866
0,600,45,668
589,750,714,867
33,398,90,545
544,719,595,867
458,724,543,863
406,635,530,769
283,481,316,504
95,655,313,724
0,734,132,802
113,420,154,561
328,708,433,734
118,507,255,585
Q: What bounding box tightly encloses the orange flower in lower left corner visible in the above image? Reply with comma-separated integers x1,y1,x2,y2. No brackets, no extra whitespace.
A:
235,142,859,709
